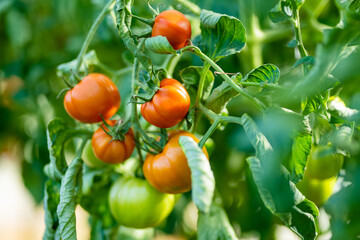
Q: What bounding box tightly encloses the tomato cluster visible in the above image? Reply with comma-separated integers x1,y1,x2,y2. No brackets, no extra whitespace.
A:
63,9,198,228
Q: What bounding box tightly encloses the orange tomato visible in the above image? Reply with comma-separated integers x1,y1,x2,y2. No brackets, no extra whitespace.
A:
64,73,120,123
92,121,135,164
143,130,208,194
141,78,190,128
152,10,192,50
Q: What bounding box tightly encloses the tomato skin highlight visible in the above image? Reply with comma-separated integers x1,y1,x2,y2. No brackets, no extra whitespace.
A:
152,10,192,50
64,73,120,123
141,78,190,128
143,130,208,194
109,177,175,229
91,121,135,164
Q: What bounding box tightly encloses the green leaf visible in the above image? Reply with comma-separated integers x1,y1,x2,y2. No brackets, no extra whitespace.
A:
179,136,215,213
328,96,360,121
204,74,242,113
180,66,214,104
293,56,315,69
247,157,319,240
197,205,238,240
269,0,304,23
44,119,91,180
56,50,99,77
243,64,280,84
325,175,360,240
82,166,113,195
194,10,246,61
57,157,83,240
115,0,151,71
287,39,299,48
349,0,360,11
291,25,360,100
237,114,318,239
288,131,312,183
145,36,177,55
43,180,61,240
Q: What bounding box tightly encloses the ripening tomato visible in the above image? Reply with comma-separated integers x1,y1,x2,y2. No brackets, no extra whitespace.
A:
109,177,175,228
152,10,192,50
82,140,108,168
64,73,120,123
143,130,208,194
297,175,337,207
141,78,190,128
305,145,343,180
92,121,135,164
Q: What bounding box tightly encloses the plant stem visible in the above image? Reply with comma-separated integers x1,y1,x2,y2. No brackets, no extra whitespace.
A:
192,62,211,133
164,55,181,77
75,138,88,159
195,62,211,106
185,46,266,111
74,0,116,79
131,40,163,154
198,118,220,149
291,1,309,75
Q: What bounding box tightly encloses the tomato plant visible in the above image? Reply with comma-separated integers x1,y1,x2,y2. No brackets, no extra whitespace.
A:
141,78,190,128
109,177,176,228
12,0,356,239
92,120,135,164
63,73,120,123
152,10,192,50
143,130,208,194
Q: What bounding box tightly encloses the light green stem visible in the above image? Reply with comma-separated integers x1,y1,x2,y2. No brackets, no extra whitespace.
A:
74,0,116,78
185,46,266,111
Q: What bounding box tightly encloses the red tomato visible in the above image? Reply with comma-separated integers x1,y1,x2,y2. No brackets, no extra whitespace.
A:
143,130,208,194
64,73,120,123
152,10,192,50
92,121,135,164
141,78,190,128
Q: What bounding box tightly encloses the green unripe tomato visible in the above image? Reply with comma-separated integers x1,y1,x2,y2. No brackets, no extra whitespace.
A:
82,140,108,168
109,177,175,229
305,145,343,180
297,176,337,207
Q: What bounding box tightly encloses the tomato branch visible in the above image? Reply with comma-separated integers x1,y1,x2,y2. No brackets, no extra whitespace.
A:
183,46,266,111
131,40,163,155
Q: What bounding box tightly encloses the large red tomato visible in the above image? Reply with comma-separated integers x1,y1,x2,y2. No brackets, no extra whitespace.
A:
64,73,120,123
143,130,208,194
92,121,135,164
141,78,190,128
152,10,192,50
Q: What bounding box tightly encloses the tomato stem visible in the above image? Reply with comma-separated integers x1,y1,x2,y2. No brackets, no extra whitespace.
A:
73,0,116,80
130,14,154,26
198,118,220,149
131,40,163,156
184,46,266,111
